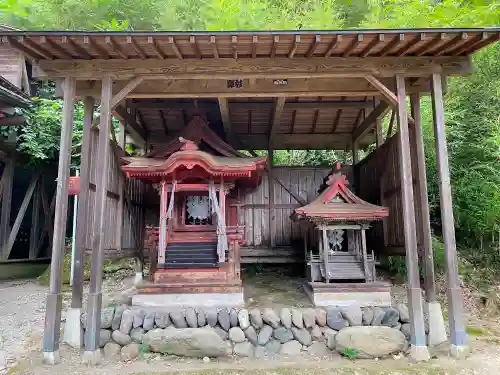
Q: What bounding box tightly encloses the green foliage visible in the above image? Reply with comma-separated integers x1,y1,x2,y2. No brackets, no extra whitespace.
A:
342,347,360,360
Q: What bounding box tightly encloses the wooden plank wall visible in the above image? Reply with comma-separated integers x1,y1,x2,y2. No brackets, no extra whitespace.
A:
235,166,352,248
356,133,423,255
85,127,145,252
0,45,23,88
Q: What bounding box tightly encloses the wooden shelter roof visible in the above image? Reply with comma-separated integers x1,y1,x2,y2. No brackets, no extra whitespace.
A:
0,28,498,61
1,28,497,150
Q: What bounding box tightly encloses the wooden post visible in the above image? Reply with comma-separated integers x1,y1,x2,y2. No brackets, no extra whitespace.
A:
29,180,41,259
352,140,359,165
410,94,437,303
360,228,370,281
43,76,76,364
268,146,275,248
431,72,468,355
71,96,94,310
0,158,14,258
84,76,113,361
158,181,167,265
395,74,429,359
322,227,329,283
115,121,126,250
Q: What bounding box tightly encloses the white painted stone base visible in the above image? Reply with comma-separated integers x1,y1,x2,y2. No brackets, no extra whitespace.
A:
82,350,102,365
42,350,60,365
62,307,83,349
304,287,391,307
132,292,245,308
134,272,143,286
450,344,469,359
426,301,447,346
408,345,431,362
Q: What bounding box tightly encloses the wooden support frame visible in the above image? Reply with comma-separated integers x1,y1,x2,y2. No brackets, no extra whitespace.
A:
269,97,285,143
1,172,40,261
0,158,14,257
352,101,390,142
85,76,113,354
410,93,437,303
364,75,399,107
29,179,41,259
33,56,472,80
431,72,467,351
395,74,428,350
43,76,76,358
268,147,275,248
71,96,95,310
110,76,144,109
218,98,231,138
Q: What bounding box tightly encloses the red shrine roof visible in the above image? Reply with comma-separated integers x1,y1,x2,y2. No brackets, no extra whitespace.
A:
293,162,388,222
121,116,267,182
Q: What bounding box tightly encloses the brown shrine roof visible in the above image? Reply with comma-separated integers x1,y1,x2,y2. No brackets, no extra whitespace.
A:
293,162,388,222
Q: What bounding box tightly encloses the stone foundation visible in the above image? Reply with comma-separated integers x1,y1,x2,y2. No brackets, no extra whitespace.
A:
132,292,245,308
82,304,416,361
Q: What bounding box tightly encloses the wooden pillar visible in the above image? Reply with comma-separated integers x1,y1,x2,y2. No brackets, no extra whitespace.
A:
84,76,113,359
71,96,94,309
158,181,167,265
410,93,437,303
431,72,468,354
352,140,359,165
395,75,428,356
29,180,41,259
360,228,370,281
268,147,275,248
322,227,329,283
42,76,76,363
115,122,126,250
0,157,14,258
375,119,383,148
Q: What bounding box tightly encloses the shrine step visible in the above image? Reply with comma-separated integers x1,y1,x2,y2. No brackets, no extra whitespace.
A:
164,241,218,269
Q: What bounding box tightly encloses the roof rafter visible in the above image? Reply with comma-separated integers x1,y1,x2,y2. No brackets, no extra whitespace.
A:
269,97,286,142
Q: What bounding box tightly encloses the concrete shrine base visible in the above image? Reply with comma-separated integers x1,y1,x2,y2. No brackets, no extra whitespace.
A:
303,281,392,307
132,292,245,308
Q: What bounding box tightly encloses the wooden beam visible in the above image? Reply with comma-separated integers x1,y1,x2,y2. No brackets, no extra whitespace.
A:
377,33,404,56
352,101,390,142
269,97,286,142
84,36,110,59
325,35,342,57
127,36,147,59
158,110,168,135
1,172,39,261
190,36,202,59
268,147,275,248
252,36,258,58
343,34,363,57
2,36,44,60
397,33,425,56
431,72,467,352
210,36,219,58
414,33,447,56
332,108,342,133
218,98,231,138
306,35,320,57
270,35,279,58
110,76,144,109
113,105,147,142
43,76,76,358
386,109,396,141
360,34,384,57
231,36,238,59
395,74,428,353
105,36,128,59
21,37,55,60
364,75,398,107
167,36,183,59
311,108,319,133
71,96,94,310
40,36,73,59
235,133,370,150
34,56,471,79
85,76,113,354
435,33,468,56
149,37,166,59
62,36,91,60
0,115,26,126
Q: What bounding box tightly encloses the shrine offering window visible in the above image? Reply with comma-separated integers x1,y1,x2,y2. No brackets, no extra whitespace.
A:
184,195,213,225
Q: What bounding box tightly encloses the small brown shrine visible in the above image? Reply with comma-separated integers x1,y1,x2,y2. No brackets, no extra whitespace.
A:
121,115,267,306
293,162,391,306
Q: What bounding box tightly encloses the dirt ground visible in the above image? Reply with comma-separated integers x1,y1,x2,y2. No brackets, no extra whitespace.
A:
1,267,500,375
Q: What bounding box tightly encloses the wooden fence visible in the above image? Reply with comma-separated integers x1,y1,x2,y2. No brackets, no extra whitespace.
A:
356,133,423,255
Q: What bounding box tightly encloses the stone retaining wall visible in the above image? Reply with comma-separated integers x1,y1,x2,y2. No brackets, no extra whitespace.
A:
84,304,414,361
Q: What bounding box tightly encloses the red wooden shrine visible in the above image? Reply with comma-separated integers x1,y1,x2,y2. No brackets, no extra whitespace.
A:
121,116,267,292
